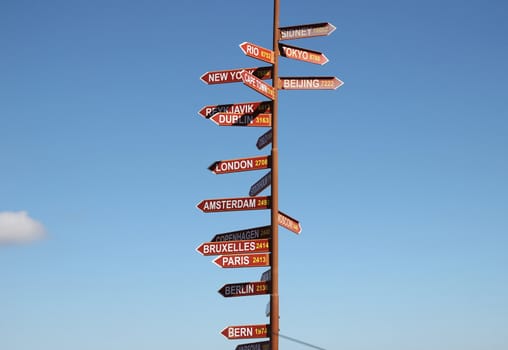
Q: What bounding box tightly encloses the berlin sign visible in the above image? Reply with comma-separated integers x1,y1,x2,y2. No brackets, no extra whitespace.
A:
218,281,270,297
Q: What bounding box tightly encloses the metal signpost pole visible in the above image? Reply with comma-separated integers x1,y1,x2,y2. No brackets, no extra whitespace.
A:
270,1,280,350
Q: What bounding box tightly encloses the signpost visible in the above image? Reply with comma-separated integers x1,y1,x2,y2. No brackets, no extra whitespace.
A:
213,253,270,268
196,239,270,256
209,155,270,175
221,324,270,340
197,6,341,350
200,67,272,85
218,281,270,297
198,101,272,119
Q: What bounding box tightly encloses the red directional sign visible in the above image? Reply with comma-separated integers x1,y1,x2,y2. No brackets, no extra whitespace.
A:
209,155,270,175
198,101,272,119
218,281,270,297
196,239,270,256
239,42,275,64
211,225,271,242
249,171,271,196
256,129,273,150
222,324,270,339
279,22,336,40
241,70,276,99
236,341,270,350
213,253,270,268
210,112,272,127
279,77,343,90
200,67,272,85
279,43,329,65
278,210,302,234
196,196,270,213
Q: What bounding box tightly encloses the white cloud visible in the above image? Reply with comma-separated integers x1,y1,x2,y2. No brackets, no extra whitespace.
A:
0,211,46,244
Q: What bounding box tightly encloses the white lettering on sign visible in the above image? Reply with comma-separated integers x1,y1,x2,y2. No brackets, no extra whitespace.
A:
203,198,258,211
225,283,255,296
203,241,256,255
215,159,253,173
282,79,320,89
208,71,228,83
246,44,259,56
280,28,312,40
221,255,250,267
283,46,309,60
217,113,256,125
229,327,253,338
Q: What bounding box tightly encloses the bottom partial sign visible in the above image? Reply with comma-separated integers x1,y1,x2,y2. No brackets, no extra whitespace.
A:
236,341,270,350
222,324,270,340
218,281,270,297
213,253,270,268
278,210,302,234
211,225,271,242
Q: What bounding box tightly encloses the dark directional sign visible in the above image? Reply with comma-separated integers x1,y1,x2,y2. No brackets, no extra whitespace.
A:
196,239,270,256
239,42,275,64
278,211,302,234
279,22,336,40
218,281,270,297
279,43,329,65
242,70,276,99
213,253,270,268
210,112,272,127
256,129,273,150
209,155,270,175
200,67,272,85
211,225,271,242
260,269,271,282
222,324,270,339
279,77,343,90
197,196,271,213
249,171,271,196
198,101,272,119
236,341,271,350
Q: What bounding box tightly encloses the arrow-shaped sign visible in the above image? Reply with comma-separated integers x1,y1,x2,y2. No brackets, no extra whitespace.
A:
196,196,270,213
239,42,275,64
213,253,270,268
218,281,270,298
279,22,336,40
241,70,276,99
256,129,273,150
200,66,272,85
209,155,270,175
209,112,272,127
196,239,270,256
211,225,271,242
278,211,302,234
279,43,329,65
249,171,271,196
279,76,343,90
222,324,270,340
198,101,272,119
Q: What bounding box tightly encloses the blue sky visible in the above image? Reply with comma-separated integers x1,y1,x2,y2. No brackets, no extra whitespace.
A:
1,0,507,349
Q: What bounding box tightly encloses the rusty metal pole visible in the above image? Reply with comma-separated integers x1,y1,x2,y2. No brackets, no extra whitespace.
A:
270,0,280,350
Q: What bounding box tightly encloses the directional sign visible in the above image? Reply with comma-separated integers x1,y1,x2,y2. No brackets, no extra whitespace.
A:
279,77,343,90
198,101,272,119
222,324,270,340
210,112,272,127
278,210,302,234
236,341,270,350
239,42,275,64
265,301,270,317
279,43,329,65
209,155,270,175
200,66,272,85
218,281,270,297
196,196,270,213
249,171,271,196
279,22,336,40
241,70,276,99
256,129,273,150
211,225,271,242
213,253,270,268
260,269,271,282
197,239,270,256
